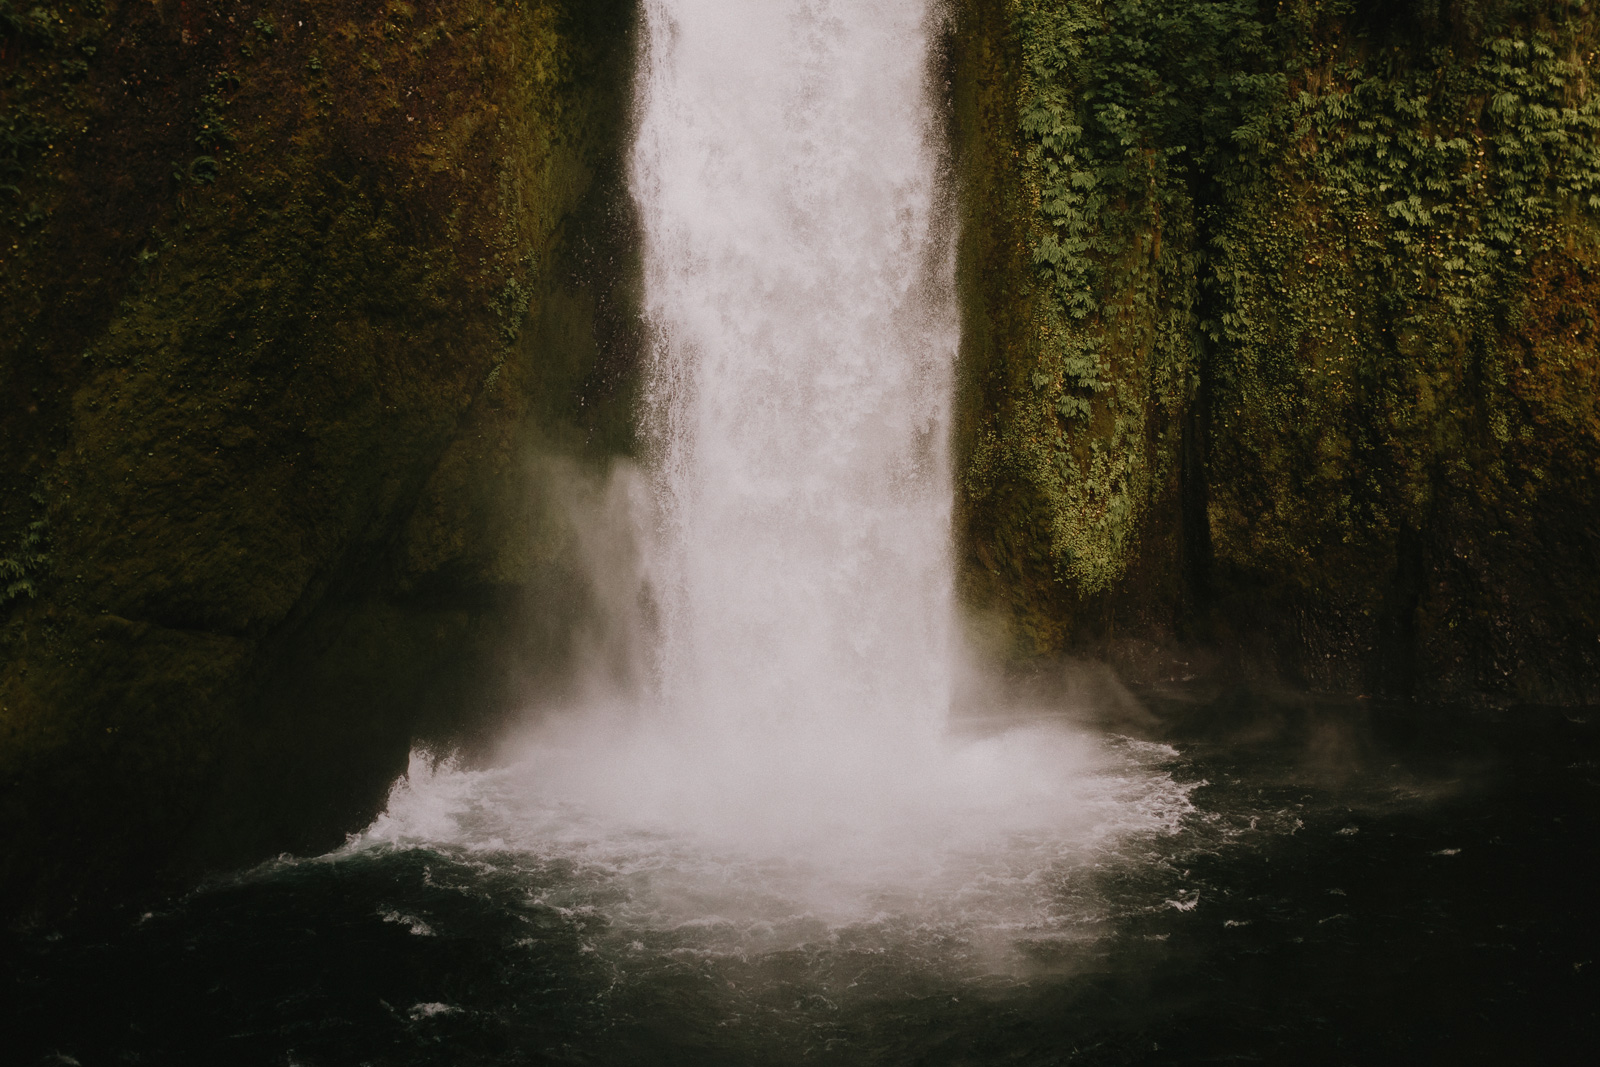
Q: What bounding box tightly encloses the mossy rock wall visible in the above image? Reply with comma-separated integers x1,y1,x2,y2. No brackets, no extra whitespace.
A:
0,0,641,913
952,0,1600,703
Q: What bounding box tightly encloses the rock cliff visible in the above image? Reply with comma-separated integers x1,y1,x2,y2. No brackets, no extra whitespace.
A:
951,0,1600,704
1,0,640,912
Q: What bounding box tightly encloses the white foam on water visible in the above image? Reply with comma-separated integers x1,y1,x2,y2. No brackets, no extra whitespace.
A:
354,736,1195,954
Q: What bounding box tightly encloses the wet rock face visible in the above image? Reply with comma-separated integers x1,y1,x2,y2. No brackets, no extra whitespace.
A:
950,0,1600,705
0,0,641,912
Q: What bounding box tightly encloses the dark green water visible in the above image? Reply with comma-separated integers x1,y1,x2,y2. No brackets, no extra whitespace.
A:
6,693,1596,1066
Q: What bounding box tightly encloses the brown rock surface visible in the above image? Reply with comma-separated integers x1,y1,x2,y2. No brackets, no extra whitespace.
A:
1,0,640,913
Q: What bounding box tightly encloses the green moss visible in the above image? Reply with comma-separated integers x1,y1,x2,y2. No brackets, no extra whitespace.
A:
954,0,1241,650
955,0,1600,700
1202,4,1600,697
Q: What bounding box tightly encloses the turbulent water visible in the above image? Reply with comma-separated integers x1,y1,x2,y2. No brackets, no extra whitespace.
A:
635,0,958,740
618,0,962,845
8,698,1597,1064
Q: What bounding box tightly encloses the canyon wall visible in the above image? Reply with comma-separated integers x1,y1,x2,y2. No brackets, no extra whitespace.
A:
1,0,640,912
952,0,1600,704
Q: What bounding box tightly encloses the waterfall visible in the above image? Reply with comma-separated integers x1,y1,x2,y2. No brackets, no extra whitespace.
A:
354,0,1191,944
631,0,959,809
365,0,1188,884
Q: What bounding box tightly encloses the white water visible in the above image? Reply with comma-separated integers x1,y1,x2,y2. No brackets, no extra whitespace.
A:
614,0,960,842
636,0,956,740
352,0,1193,938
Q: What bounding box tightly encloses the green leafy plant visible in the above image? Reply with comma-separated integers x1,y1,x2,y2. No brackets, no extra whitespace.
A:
1,498,49,608
966,0,1600,637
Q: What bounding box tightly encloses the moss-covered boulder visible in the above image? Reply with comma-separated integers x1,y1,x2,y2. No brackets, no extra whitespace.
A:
0,0,639,914
951,0,1600,703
